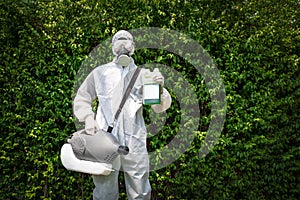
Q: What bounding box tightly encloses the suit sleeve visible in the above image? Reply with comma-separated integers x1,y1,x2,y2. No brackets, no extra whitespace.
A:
151,88,172,113
73,72,97,122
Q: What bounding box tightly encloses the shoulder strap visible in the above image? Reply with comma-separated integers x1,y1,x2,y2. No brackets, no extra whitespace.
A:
107,67,142,133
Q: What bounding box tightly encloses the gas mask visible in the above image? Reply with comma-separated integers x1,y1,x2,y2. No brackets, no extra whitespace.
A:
116,45,131,67
112,30,134,67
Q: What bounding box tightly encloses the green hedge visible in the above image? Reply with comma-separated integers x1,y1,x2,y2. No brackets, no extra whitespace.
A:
1,0,299,199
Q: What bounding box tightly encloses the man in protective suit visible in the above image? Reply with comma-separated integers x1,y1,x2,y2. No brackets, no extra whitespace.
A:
73,30,172,200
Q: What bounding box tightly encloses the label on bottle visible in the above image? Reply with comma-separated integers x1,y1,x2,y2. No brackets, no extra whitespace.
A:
143,83,161,105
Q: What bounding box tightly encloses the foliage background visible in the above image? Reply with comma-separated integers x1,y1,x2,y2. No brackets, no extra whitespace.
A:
1,0,299,199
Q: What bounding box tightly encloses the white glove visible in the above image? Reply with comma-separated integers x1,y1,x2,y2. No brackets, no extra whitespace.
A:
84,115,99,135
152,70,164,87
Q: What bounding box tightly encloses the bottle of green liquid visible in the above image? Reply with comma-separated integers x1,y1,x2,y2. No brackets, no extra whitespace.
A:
143,68,161,105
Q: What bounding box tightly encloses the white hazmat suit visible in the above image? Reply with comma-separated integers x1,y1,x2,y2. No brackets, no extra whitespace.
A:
73,30,172,200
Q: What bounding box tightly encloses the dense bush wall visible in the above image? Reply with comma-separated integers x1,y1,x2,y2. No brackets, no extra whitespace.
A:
1,0,299,199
